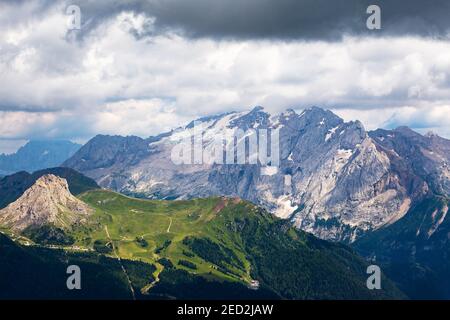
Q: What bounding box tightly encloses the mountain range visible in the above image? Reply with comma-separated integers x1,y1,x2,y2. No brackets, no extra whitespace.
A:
0,140,81,175
60,106,450,299
1,105,449,299
63,107,450,243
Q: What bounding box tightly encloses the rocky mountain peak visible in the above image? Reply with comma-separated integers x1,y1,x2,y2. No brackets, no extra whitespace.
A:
33,174,64,189
393,126,423,137
0,174,91,231
302,106,342,122
62,105,450,242
249,105,264,113
229,106,270,130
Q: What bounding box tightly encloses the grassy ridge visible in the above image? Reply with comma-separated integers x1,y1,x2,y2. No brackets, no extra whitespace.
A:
76,191,252,283
2,188,405,299
70,190,403,299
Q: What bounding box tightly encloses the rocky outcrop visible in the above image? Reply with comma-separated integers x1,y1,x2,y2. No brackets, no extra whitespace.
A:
0,174,91,231
0,167,100,209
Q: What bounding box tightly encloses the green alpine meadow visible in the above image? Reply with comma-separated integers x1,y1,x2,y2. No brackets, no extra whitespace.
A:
0,182,403,299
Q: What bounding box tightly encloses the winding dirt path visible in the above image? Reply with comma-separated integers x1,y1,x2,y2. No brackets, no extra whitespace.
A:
141,217,173,294
105,226,136,300
166,217,173,233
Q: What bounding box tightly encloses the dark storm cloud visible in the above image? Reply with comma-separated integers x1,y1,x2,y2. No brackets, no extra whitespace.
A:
66,0,450,41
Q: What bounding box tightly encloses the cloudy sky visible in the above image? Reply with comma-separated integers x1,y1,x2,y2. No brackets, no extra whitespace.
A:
1,0,450,153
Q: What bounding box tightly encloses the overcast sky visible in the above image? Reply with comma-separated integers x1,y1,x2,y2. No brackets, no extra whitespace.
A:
1,0,450,153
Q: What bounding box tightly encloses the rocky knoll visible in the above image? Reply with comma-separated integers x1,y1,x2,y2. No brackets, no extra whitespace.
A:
0,174,91,231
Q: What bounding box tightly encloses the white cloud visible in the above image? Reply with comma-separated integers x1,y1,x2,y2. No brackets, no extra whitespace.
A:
0,139,28,156
384,105,450,136
92,99,191,137
0,111,57,138
1,6,450,152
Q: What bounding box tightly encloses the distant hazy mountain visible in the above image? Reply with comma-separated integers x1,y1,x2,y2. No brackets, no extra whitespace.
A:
64,107,450,243
0,140,81,175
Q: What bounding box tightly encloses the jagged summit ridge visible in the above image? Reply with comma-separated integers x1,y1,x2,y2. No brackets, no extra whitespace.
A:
63,106,450,242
